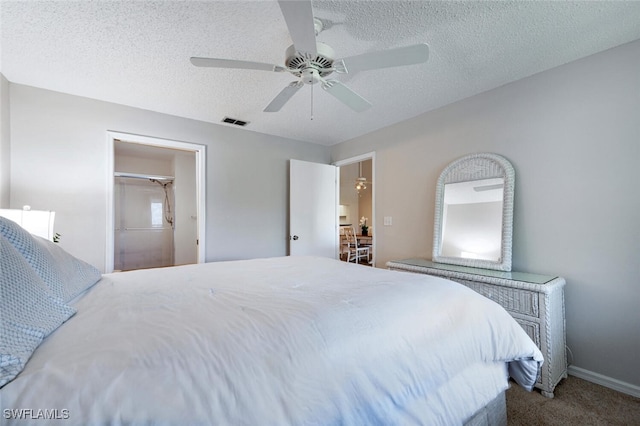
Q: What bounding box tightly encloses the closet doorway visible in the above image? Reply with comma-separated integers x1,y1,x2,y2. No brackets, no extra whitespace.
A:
106,132,206,273
334,152,375,266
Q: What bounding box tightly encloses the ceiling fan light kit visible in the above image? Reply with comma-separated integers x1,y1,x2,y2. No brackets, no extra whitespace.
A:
190,0,429,114
355,162,371,192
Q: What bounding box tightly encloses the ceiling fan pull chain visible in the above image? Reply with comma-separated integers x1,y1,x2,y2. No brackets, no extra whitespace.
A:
310,82,314,120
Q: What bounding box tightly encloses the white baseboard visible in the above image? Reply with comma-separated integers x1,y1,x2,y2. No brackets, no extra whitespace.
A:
568,365,640,398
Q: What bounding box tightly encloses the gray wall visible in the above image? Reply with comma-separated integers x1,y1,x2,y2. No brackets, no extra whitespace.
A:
0,73,9,208
332,40,640,388
9,84,329,271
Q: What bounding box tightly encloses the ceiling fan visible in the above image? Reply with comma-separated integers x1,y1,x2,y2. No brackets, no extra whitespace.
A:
190,0,429,113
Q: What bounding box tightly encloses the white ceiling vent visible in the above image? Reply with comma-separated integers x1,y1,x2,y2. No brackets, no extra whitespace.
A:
222,117,249,127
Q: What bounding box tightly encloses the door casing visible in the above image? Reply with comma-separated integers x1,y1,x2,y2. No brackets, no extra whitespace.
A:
105,131,206,273
333,152,376,266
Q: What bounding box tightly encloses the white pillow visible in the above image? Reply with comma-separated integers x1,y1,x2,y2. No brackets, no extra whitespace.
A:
0,235,76,387
0,216,102,302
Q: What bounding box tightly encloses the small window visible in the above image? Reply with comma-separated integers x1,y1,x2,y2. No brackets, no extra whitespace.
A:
151,202,163,227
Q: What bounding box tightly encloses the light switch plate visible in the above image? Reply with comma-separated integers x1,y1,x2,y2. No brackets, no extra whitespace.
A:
384,216,393,226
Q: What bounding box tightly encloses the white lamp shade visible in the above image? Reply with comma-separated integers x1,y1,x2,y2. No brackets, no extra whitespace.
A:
0,209,56,240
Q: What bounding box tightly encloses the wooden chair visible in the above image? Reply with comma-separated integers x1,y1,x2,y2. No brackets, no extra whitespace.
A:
344,226,370,264
339,229,350,261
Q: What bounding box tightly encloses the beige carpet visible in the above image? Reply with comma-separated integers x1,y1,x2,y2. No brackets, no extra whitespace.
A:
506,376,640,425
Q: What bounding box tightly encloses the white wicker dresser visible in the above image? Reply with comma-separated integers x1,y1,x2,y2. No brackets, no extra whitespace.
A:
387,258,567,398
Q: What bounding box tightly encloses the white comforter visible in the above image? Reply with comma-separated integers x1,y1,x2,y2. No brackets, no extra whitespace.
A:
2,256,542,425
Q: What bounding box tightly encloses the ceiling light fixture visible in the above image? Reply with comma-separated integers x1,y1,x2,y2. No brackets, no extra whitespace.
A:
355,162,367,192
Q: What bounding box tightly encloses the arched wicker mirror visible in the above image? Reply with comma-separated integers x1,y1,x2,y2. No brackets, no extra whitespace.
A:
432,153,515,271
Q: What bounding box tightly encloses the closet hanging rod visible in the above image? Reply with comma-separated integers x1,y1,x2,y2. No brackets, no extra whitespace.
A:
114,172,174,182
115,227,174,231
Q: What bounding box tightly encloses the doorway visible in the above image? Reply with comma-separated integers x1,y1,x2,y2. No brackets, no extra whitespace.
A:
106,132,206,273
334,152,375,266
114,172,177,270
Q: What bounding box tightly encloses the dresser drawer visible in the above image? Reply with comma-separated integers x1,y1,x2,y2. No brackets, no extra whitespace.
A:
451,278,539,318
511,318,543,385
514,318,541,347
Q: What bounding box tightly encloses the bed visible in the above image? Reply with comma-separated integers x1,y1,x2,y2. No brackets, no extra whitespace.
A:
1,216,542,425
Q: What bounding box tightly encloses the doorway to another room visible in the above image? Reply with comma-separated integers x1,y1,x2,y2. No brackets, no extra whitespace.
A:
335,153,375,266
106,132,206,273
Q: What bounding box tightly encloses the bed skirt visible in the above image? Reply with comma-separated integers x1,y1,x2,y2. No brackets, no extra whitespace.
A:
464,391,507,426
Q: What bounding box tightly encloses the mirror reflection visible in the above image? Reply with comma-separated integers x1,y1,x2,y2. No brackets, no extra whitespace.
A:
440,178,504,261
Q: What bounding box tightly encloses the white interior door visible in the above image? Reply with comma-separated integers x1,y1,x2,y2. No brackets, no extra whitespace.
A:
289,159,338,258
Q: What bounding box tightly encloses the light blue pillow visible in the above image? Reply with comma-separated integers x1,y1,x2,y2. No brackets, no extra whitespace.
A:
0,235,77,387
0,216,102,302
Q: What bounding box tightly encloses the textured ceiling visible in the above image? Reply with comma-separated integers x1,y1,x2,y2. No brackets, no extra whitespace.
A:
2,1,640,146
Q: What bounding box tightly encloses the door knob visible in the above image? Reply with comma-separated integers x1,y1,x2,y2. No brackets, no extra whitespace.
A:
291,235,299,240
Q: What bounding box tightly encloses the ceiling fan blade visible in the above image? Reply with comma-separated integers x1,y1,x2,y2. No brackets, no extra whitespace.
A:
338,43,429,74
264,81,304,112
190,57,285,72
277,0,317,55
321,80,372,113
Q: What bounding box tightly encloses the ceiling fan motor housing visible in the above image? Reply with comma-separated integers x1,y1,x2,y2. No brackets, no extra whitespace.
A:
285,42,335,82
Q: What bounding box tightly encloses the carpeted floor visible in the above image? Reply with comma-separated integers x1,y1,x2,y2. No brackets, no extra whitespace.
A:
506,376,640,425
